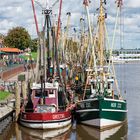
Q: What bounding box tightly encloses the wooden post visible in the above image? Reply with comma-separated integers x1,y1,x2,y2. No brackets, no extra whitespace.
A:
15,123,20,140
22,81,27,100
15,82,20,121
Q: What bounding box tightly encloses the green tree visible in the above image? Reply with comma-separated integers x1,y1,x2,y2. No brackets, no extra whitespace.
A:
30,38,38,52
4,27,31,50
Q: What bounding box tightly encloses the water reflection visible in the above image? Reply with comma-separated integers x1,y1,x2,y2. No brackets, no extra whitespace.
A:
19,124,71,140
0,123,71,140
0,121,128,140
0,123,16,140
76,122,128,140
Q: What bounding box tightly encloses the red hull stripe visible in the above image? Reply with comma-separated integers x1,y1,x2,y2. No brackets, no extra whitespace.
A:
21,111,71,121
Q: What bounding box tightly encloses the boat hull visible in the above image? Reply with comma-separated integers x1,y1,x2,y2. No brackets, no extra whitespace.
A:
75,97,127,130
19,111,71,129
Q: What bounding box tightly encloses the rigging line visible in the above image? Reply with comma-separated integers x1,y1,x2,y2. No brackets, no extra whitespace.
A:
104,23,111,73
82,1,102,100
122,2,126,96
31,0,41,83
55,0,68,103
107,7,120,90
51,0,59,9
113,0,124,97
111,7,120,51
56,0,63,43
79,18,85,65
119,0,125,96
83,0,97,73
31,0,39,36
105,23,120,94
112,62,121,96
63,12,71,61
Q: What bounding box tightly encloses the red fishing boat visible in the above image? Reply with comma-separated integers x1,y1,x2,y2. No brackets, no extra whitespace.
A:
19,0,71,129
20,82,71,129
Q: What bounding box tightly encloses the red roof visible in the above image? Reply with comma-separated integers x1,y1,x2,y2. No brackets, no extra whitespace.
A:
0,47,22,53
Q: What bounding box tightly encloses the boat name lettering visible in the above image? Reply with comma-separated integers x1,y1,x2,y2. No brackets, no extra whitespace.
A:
117,103,122,108
111,103,116,108
111,103,122,108
80,103,85,108
85,102,91,108
52,114,65,119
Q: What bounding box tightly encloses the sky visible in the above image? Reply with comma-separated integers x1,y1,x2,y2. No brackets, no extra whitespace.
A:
0,0,140,49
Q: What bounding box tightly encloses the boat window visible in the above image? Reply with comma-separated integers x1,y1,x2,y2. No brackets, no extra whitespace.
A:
108,83,111,89
93,83,96,89
44,90,48,97
48,89,56,97
49,89,53,94
35,89,42,97
36,105,56,113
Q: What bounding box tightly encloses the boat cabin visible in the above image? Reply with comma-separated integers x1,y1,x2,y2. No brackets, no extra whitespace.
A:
31,82,59,112
89,77,114,98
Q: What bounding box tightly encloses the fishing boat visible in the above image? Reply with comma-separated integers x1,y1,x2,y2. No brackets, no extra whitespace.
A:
112,53,140,63
19,0,71,129
75,0,127,130
19,81,71,129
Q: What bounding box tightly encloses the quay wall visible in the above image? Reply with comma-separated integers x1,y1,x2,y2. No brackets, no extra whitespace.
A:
0,64,36,81
0,110,14,134
0,65,24,81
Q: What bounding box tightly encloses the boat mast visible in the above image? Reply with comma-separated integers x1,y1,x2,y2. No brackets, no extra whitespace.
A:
63,12,71,63
98,0,106,94
55,0,63,85
31,0,41,83
98,0,105,68
80,18,85,65
42,9,52,80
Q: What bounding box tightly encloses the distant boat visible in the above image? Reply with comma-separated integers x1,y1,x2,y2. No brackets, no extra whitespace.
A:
112,53,140,63
75,0,127,130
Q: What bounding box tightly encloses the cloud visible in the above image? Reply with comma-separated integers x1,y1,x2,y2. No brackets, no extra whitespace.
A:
126,0,140,8
0,0,140,49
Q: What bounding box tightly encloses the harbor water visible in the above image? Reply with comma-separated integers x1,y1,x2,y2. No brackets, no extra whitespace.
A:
0,63,140,140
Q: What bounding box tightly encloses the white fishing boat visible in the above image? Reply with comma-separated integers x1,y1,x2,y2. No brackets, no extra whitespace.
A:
112,53,140,63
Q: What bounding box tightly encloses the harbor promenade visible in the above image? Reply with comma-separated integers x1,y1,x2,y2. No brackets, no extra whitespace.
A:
0,68,34,119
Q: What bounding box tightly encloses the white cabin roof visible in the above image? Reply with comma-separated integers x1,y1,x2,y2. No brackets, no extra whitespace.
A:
31,82,59,90
90,78,114,83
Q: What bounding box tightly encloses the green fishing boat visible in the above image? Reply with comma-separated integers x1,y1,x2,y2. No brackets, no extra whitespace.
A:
75,0,127,130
